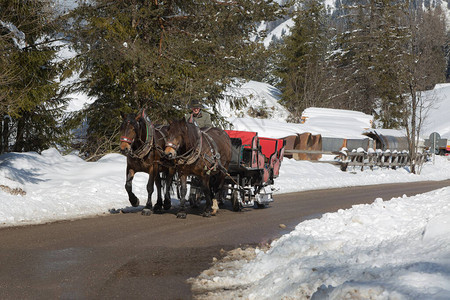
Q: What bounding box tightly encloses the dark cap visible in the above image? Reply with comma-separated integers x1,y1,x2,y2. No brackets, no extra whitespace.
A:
189,99,204,109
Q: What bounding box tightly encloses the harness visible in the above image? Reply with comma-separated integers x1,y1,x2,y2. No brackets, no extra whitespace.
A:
169,126,226,176
201,128,223,175
171,126,203,165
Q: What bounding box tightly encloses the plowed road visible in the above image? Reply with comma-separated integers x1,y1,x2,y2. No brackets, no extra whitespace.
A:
1,180,449,299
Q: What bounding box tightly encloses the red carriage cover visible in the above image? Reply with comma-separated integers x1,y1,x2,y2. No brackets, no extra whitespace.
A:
225,130,257,149
225,130,285,179
226,130,264,169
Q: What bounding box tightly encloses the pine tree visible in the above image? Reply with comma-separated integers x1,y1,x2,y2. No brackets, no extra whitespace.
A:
276,0,330,122
0,0,70,153
66,0,281,159
371,0,409,128
327,0,385,115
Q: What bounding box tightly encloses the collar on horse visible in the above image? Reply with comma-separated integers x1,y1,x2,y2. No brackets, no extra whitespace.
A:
175,127,223,175
201,128,225,175
175,125,203,165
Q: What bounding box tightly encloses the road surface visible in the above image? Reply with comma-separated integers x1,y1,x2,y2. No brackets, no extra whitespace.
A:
0,180,449,299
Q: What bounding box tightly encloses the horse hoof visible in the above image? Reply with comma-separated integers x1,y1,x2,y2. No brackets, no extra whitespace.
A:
176,212,187,219
130,198,140,207
142,208,152,216
153,205,163,214
202,211,212,218
163,203,172,210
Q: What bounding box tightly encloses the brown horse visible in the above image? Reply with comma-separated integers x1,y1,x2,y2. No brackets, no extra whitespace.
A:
164,119,231,218
119,110,174,215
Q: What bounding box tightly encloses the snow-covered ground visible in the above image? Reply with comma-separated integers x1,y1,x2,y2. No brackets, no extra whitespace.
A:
191,184,450,300
1,81,450,299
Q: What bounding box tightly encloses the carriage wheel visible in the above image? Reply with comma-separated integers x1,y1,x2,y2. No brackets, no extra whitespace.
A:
232,190,241,212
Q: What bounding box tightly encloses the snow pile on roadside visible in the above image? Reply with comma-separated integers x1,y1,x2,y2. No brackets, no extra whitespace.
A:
0,149,132,226
190,187,450,300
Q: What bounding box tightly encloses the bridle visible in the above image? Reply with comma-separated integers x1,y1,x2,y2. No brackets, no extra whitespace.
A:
120,119,139,145
165,141,179,152
121,115,156,159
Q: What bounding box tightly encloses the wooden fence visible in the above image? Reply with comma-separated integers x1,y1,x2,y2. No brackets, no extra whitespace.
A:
284,149,429,172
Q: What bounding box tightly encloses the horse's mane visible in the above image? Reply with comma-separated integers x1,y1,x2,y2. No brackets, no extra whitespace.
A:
171,118,199,153
186,121,200,150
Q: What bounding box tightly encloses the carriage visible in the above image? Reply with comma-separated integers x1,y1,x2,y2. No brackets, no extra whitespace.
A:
187,130,286,211
120,111,286,217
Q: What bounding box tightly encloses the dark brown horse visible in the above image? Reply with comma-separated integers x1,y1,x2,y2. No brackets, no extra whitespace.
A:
119,110,174,215
164,119,231,218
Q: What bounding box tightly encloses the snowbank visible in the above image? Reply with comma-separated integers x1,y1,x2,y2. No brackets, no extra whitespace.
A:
191,187,450,300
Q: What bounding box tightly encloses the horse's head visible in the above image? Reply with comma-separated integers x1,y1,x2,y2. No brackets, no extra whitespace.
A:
164,118,187,160
119,112,140,155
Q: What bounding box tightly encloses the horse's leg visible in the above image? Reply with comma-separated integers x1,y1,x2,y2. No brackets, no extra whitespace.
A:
201,176,213,217
211,174,225,216
153,165,165,214
176,174,188,219
163,168,174,210
142,165,155,216
125,167,139,207
218,174,228,208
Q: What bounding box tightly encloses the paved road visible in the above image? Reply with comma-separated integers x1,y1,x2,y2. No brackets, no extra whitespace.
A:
0,180,449,299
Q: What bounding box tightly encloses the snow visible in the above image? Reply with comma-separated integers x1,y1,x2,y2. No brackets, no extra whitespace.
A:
221,82,376,139
1,80,450,298
223,82,450,142
2,1,449,296
0,19,26,49
262,18,295,47
65,91,95,112
191,185,450,300
221,80,289,122
421,83,450,139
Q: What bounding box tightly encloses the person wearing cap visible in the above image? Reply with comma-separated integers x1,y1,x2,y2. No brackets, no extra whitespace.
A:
185,99,213,128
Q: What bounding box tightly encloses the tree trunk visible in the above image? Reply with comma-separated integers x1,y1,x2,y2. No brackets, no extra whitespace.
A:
409,83,417,174
14,116,26,152
2,116,10,153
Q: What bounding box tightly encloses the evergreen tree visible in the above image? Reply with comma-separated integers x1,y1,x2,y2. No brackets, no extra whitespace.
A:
371,0,409,128
66,0,281,159
0,0,70,153
327,0,389,116
276,0,330,122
